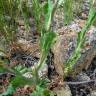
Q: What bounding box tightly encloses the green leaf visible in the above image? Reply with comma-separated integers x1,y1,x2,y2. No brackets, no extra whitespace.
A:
44,0,53,31
11,74,33,88
40,31,56,53
36,31,56,79
14,65,28,74
31,85,44,96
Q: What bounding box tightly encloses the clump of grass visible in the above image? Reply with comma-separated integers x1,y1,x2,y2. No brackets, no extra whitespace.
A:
0,0,20,43
0,0,31,43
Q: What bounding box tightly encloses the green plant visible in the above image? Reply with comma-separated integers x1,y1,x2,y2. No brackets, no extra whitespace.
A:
0,0,31,43
64,2,96,76
0,0,58,95
0,63,35,96
0,0,20,43
30,0,58,85
63,0,74,25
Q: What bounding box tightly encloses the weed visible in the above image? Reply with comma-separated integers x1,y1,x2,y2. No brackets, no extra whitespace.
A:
64,1,96,76
0,0,57,95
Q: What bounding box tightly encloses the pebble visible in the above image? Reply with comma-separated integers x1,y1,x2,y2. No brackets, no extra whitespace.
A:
91,91,96,96
54,85,72,96
38,63,48,77
20,25,25,30
17,20,24,26
81,13,87,19
77,72,91,81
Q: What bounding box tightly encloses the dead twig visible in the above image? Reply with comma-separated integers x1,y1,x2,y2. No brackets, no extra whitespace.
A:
64,80,96,85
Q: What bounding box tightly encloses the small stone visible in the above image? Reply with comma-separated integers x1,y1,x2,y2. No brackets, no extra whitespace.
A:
77,72,90,81
17,20,24,26
54,85,72,96
35,52,40,59
20,25,25,30
38,63,48,77
52,30,77,77
78,20,86,28
91,90,96,96
81,13,87,19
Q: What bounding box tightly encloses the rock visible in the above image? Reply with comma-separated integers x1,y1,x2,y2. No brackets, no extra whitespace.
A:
20,25,25,30
38,63,48,77
81,13,87,19
91,90,96,96
76,72,90,81
22,62,48,78
52,35,64,76
17,20,24,26
73,46,96,75
52,29,77,76
0,86,4,94
78,19,86,28
52,24,96,77
69,22,81,32
54,85,72,96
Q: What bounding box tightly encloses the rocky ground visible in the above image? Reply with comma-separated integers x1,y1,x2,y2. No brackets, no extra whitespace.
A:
0,0,96,96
